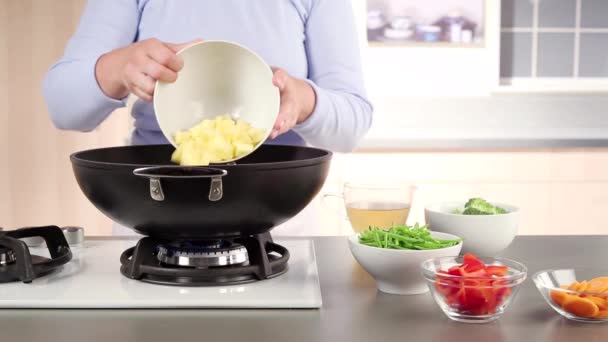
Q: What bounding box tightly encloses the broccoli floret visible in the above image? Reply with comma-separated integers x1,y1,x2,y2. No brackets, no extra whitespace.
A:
464,198,486,209
494,206,507,214
461,198,508,215
462,207,492,215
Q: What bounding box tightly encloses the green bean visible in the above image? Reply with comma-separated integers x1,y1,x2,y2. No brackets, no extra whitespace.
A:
358,224,462,250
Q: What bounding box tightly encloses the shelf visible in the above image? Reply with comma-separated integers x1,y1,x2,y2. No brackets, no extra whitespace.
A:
367,41,485,49
494,78,608,94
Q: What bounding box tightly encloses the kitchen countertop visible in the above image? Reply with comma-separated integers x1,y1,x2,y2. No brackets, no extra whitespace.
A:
1,235,607,341
358,137,608,150
357,94,608,150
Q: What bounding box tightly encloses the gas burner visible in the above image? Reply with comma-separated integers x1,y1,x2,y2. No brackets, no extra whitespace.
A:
120,232,289,286
157,240,248,267
0,247,16,265
0,226,72,283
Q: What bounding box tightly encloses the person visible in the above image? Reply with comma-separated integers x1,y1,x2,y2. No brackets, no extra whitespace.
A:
43,0,373,236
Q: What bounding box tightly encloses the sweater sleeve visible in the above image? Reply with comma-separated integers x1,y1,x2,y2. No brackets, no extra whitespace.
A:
293,0,373,152
42,0,143,131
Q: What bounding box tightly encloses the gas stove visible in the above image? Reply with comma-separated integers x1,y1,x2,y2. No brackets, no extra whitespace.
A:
121,233,289,286
0,228,322,308
0,226,73,283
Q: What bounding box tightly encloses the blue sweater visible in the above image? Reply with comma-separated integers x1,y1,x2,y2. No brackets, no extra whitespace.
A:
43,0,373,151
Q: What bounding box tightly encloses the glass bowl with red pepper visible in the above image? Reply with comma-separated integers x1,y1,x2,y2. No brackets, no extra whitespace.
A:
421,253,527,323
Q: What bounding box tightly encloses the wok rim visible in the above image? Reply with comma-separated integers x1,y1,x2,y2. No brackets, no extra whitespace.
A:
70,144,333,170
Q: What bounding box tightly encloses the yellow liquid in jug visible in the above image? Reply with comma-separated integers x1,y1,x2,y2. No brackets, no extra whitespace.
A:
346,201,410,233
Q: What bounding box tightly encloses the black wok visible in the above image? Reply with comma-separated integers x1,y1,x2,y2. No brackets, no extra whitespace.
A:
70,144,332,239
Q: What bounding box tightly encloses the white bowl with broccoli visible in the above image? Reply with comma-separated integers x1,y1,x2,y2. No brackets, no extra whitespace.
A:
424,198,519,256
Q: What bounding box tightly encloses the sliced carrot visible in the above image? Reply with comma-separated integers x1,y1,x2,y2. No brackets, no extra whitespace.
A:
587,277,608,294
562,296,600,318
568,281,581,292
594,310,608,319
587,296,608,311
551,290,569,306
578,281,589,293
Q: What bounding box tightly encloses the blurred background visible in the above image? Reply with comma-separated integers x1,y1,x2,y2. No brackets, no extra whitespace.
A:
1,0,607,236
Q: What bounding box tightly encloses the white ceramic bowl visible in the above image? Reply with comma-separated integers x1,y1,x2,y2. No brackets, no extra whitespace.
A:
348,232,463,295
154,40,280,160
424,202,519,256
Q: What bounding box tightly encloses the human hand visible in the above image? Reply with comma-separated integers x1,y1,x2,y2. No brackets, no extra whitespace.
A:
96,38,202,102
270,68,316,139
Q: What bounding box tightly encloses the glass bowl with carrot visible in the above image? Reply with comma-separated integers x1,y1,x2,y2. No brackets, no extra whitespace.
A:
421,254,528,323
534,269,608,323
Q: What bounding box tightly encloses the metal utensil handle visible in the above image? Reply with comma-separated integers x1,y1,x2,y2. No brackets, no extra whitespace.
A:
132,166,228,179
133,166,227,202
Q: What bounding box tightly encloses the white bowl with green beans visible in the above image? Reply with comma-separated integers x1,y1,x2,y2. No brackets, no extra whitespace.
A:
348,225,463,295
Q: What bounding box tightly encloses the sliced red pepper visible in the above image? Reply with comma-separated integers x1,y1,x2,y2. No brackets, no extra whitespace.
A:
446,286,467,309
486,265,509,277
447,265,462,275
492,279,512,305
434,253,513,317
448,265,489,278
463,253,485,272
436,270,462,297
464,268,490,277
462,280,486,310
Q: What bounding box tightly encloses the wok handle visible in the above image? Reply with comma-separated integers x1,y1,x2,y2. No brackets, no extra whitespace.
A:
133,166,228,202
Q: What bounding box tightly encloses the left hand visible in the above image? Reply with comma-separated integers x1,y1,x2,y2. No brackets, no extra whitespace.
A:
270,68,316,139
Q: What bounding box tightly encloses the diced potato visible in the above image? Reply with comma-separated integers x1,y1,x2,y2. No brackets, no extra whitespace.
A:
234,142,254,158
248,127,266,143
216,120,237,140
235,120,252,131
175,131,191,145
171,145,184,164
180,141,200,166
197,150,211,166
199,119,216,130
232,131,253,145
207,136,233,161
171,115,267,166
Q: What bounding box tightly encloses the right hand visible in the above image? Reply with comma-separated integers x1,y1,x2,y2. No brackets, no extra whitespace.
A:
96,38,202,102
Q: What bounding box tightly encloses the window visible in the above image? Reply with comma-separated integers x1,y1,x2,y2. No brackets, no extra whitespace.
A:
500,0,608,90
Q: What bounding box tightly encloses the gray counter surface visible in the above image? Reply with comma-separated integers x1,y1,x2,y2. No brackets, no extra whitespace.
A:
1,236,607,341
357,94,608,150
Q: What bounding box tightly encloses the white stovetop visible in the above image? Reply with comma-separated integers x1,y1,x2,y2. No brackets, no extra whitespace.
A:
0,239,322,309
